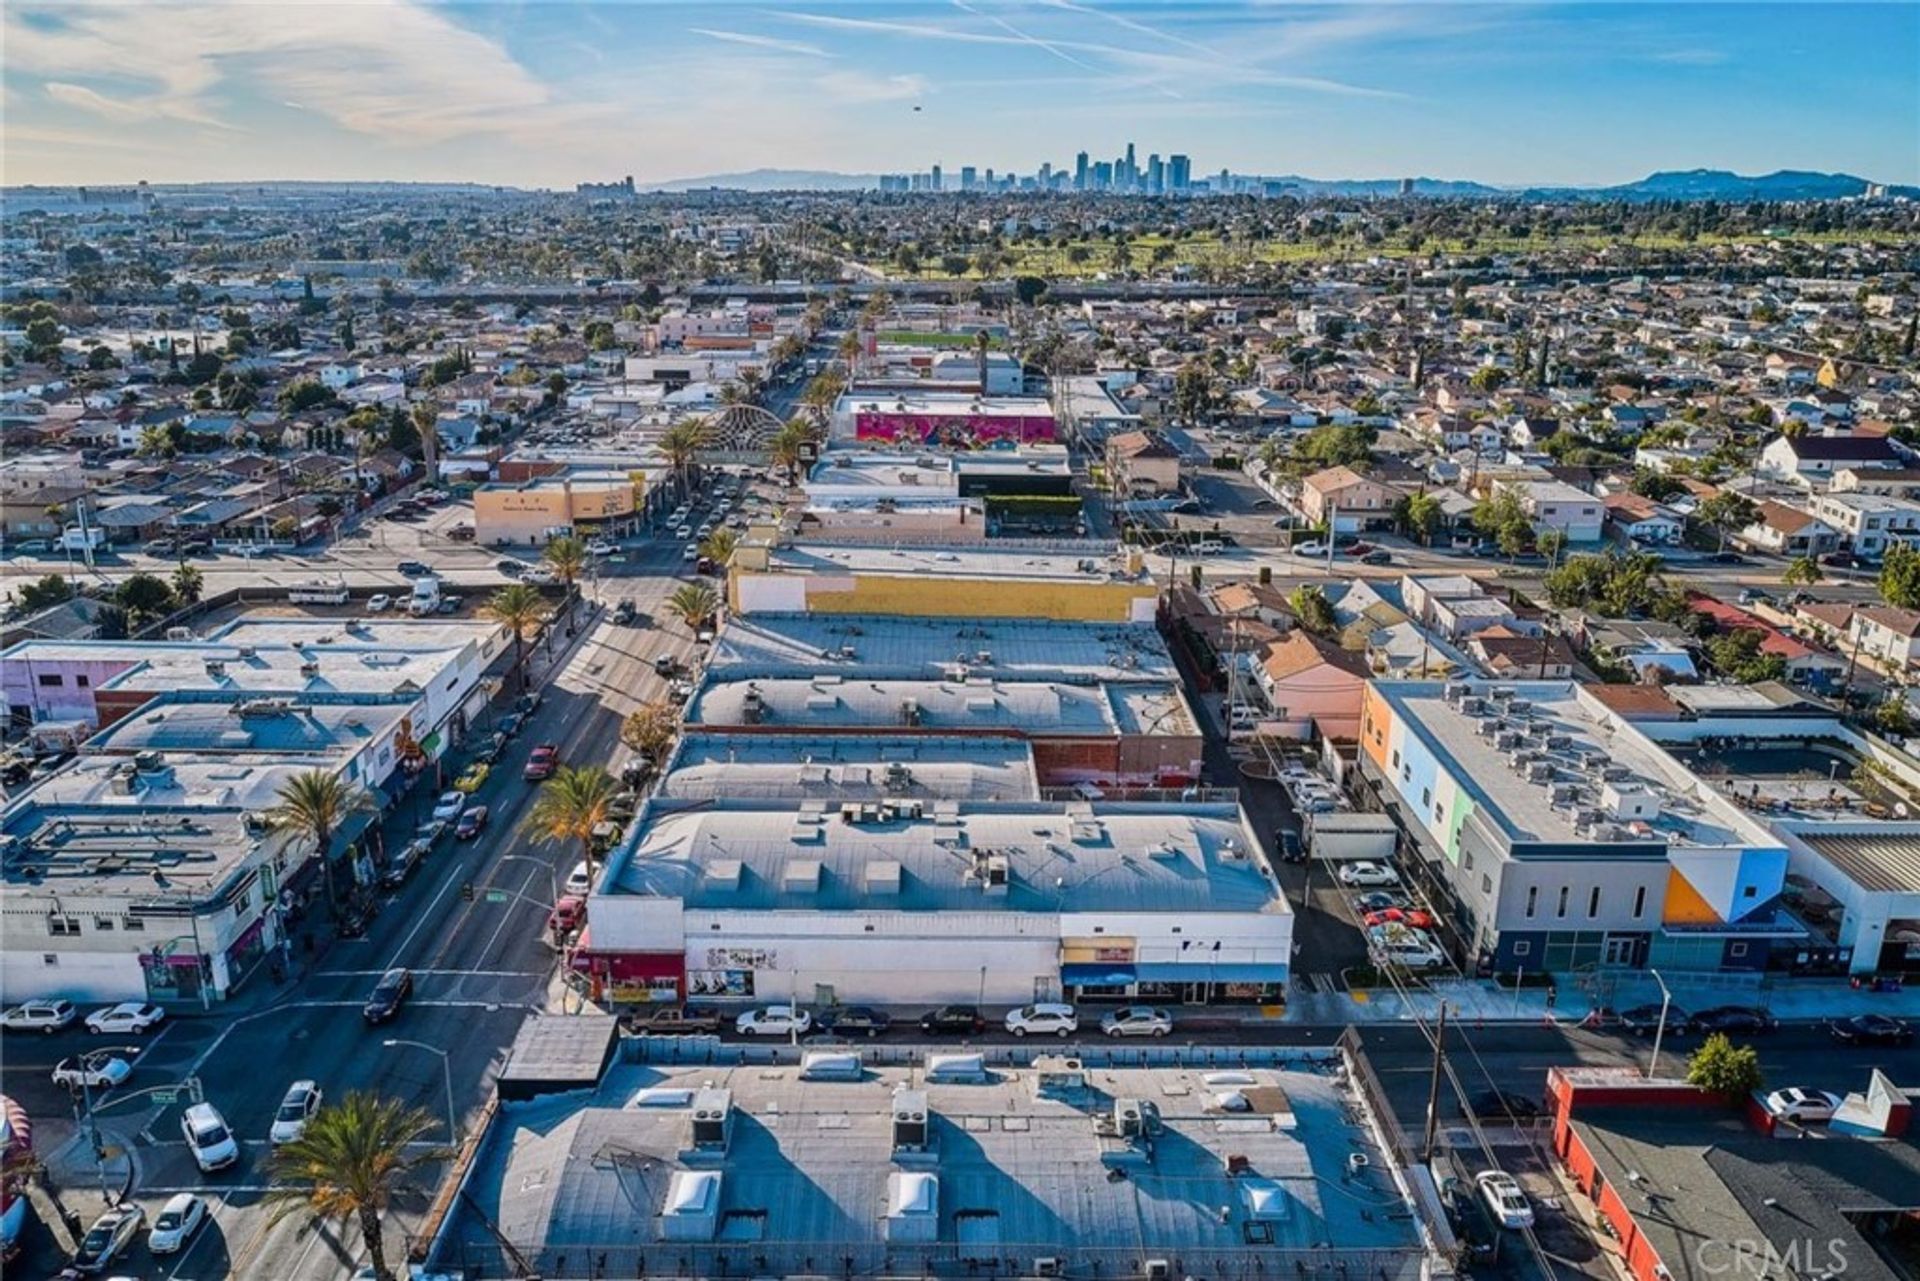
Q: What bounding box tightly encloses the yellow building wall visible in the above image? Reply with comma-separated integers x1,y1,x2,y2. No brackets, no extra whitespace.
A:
803,574,1156,621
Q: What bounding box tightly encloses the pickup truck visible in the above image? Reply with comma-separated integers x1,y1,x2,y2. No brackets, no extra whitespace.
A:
624,1005,723,1036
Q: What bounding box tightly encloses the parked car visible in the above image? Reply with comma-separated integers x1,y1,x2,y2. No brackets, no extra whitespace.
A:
366,593,393,613
181,1102,240,1173
1475,1170,1534,1230
396,560,431,577
146,1192,207,1255
454,761,490,793
1617,1004,1691,1037
524,743,560,781
613,599,638,624
1369,927,1448,970
270,1080,324,1144
1830,1014,1914,1046
1100,1006,1174,1038
547,895,586,937
1766,1087,1843,1124
1364,907,1436,930
1360,550,1393,566
1005,1003,1079,1038
378,840,423,889
919,1005,987,1035
86,1002,166,1035
736,1005,811,1037
416,819,449,850
2,998,77,1033
565,860,593,895
455,806,489,840
1337,861,1398,887
816,1006,892,1038
625,1004,723,1036
1440,1176,1500,1262
431,792,466,823
495,712,527,740
1690,1005,1778,1035
1470,1090,1542,1122
52,1055,132,1092
496,558,524,577
1352,890,1413,914
362,968,413,1024
586,538,616,556
70,1204,145,1274
1291,540,1329,557
1276,829,1304,863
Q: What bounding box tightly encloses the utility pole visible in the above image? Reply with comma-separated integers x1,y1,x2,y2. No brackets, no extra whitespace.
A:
1422,1002,1449,1163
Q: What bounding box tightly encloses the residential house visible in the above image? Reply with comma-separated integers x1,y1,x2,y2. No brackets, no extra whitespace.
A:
1601,492,1683,545
1734,499,1839,557
1809,491,1920,560
1848,605,1920,672
1467,625,1576,679
1511,479,1604,543
1757,434,1902,487
1252,628,1370,741
1104,430,1183,497
1298,465,1400,533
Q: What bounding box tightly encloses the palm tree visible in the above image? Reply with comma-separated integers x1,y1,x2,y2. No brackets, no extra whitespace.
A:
770,421,812,487
657,418,708,497
665,582,720,634
1782,555,1823,587
699,527,739,565
170,560,203,607
269,769,372,919
410,401,439,481
529,765,619,888
542,535,588,621
264,1091,448,1281
483,583,547,691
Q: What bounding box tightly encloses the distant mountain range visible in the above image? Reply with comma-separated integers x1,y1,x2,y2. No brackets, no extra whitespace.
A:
645,166,1916,201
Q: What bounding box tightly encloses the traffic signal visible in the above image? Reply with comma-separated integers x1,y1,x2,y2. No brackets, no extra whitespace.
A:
461,881,474,901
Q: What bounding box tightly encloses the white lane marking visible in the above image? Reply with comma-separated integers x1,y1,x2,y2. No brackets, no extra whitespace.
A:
314,968,545,979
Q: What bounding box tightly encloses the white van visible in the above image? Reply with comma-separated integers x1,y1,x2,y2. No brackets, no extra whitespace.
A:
406,576,443,617
181,1102,240,1172
1194,539,1225,555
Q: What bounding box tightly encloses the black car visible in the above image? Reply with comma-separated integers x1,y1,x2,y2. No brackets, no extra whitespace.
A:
515,690,542,716
474,732,510,765
919,1005,986,1035
653,654,679,678
1690,1005,1778,1035
1470,1089,1542,1122
378,842,423,889
818,1006,893,1038
1351,890,1412,913
1359,549,1393,566
1276,829,1305,863
1616,1003,1690,1036
613,599,638,625
1830,1014,1914,1046
496,712,527,739
397,560,431,577
362,967,413,1024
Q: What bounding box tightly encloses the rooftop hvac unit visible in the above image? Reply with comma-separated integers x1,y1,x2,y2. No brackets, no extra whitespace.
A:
1574,808,1604,828
1494,731,1524,750
299,662,320,678
900,697,921,727
1490,687,1517,703
742,688,765,725
1526,760,1555,783
1443,681,1471,703
1546,734,1573,750
1508,698,1533,714
884,761,912,790
893,1088,931,1152
689,1088,733,1152
236,646,256,659
1603,765,1634,782
1476,718,1502,738
204,660,226,678
1113,1098,1146,1139
1034,1260,1063,1279
1460,696,1487,716
1550,784,1581,804
1144,1262,1172,1281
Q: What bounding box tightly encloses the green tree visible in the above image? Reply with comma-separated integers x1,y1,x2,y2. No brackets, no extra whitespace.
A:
699,528,739,565
1171,363,1219,424
278,380,337,413
620,701,680,763
1537,528,1569,567
1782,555,1823,587
657,418,708,496
170,562,204,607
1286,584,1337,635
18,574,74,612
1707,628,1786,684
1880,542,1920,609
542,536,588,621
665,582,720,633
529,765,620,887
1695,491,1759,554
263,1091,448,1281
482,583,547,692
769,421,812,487
1685,1032,1763,1097
137,424,178,460
115,572,176,625
268,769,372,919
1013,275,1048,306
1628,468,1687,502
1473,487,1533,561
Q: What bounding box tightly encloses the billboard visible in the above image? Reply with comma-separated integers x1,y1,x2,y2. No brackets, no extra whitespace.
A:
853,411,1057,449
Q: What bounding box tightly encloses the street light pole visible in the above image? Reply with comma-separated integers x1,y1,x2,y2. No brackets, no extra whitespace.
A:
1647,968,1673,1080
382,1039,456,1143
498,854,559,914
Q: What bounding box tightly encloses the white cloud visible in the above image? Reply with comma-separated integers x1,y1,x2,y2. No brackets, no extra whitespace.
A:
44,82,148,123
815,71,930,103
690,28,831,58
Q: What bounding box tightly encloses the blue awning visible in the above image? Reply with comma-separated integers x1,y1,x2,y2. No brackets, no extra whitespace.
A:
1061,963,1136,985
1133,963,1287,983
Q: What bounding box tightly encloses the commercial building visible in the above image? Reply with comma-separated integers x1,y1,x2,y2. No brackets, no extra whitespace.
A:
1359,679,1795,974
655,733,1040,804
472,471,641,546
1052,375,1143,444
578,798,1289,1007
729,540,1158,622
830,392,1057,448
439,1052,1438,1281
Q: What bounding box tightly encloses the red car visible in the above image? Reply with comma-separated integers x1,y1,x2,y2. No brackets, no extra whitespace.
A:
1364,907,1435,930
455,805,489,840
547,895,585,936
1341,541,1376,557
524,743,559,781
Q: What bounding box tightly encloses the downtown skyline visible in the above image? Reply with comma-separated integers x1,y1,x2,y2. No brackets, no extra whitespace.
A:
2,1,1916,190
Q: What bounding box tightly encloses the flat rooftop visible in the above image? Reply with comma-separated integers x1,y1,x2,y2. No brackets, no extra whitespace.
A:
1790,824,1920,894
807,453,959,490
97,644,456,699
688,676,1194,737
761,541,1142,584
1,754,303,894
605,800,1284,916
839,393,1055,418
657,733,1039,803
1374,680,1783,852
709,614,1176,683
87,696,408,759
444,1056,1426,1277
203,616,502,653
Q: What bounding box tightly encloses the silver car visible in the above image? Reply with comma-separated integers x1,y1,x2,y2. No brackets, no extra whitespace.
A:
1100,1006,1175,1038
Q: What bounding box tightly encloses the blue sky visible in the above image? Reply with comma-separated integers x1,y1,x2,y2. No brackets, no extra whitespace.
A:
4,2,1915,188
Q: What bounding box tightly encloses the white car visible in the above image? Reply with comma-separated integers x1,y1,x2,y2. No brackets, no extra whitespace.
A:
52,1054,133,1092
1005,1003,1080,1038
86,1002,166,1035
1337,861,1399,888
147,1191,208,1255
736,1006,811,1037
1766,1087,1843,1124
1292,540,1329,557
1475,1170,1534,1229
431,792,466,823
1101,1006,1174,1038
271,1079,324,1144
366,593,393,613
564,860,593,895
675,525,693,539
683,543,699,562
1370,930,1448,970
1,998,77,1033
181,1101,240,1172
587,539,616,556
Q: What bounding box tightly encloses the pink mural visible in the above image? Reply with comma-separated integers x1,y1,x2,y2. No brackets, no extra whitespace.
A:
854,411,1057,449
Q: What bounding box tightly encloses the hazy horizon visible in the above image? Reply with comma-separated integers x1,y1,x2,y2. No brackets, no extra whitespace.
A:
4,1,1916,190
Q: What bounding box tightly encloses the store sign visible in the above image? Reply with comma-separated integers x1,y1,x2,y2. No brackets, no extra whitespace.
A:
703,946,777,969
